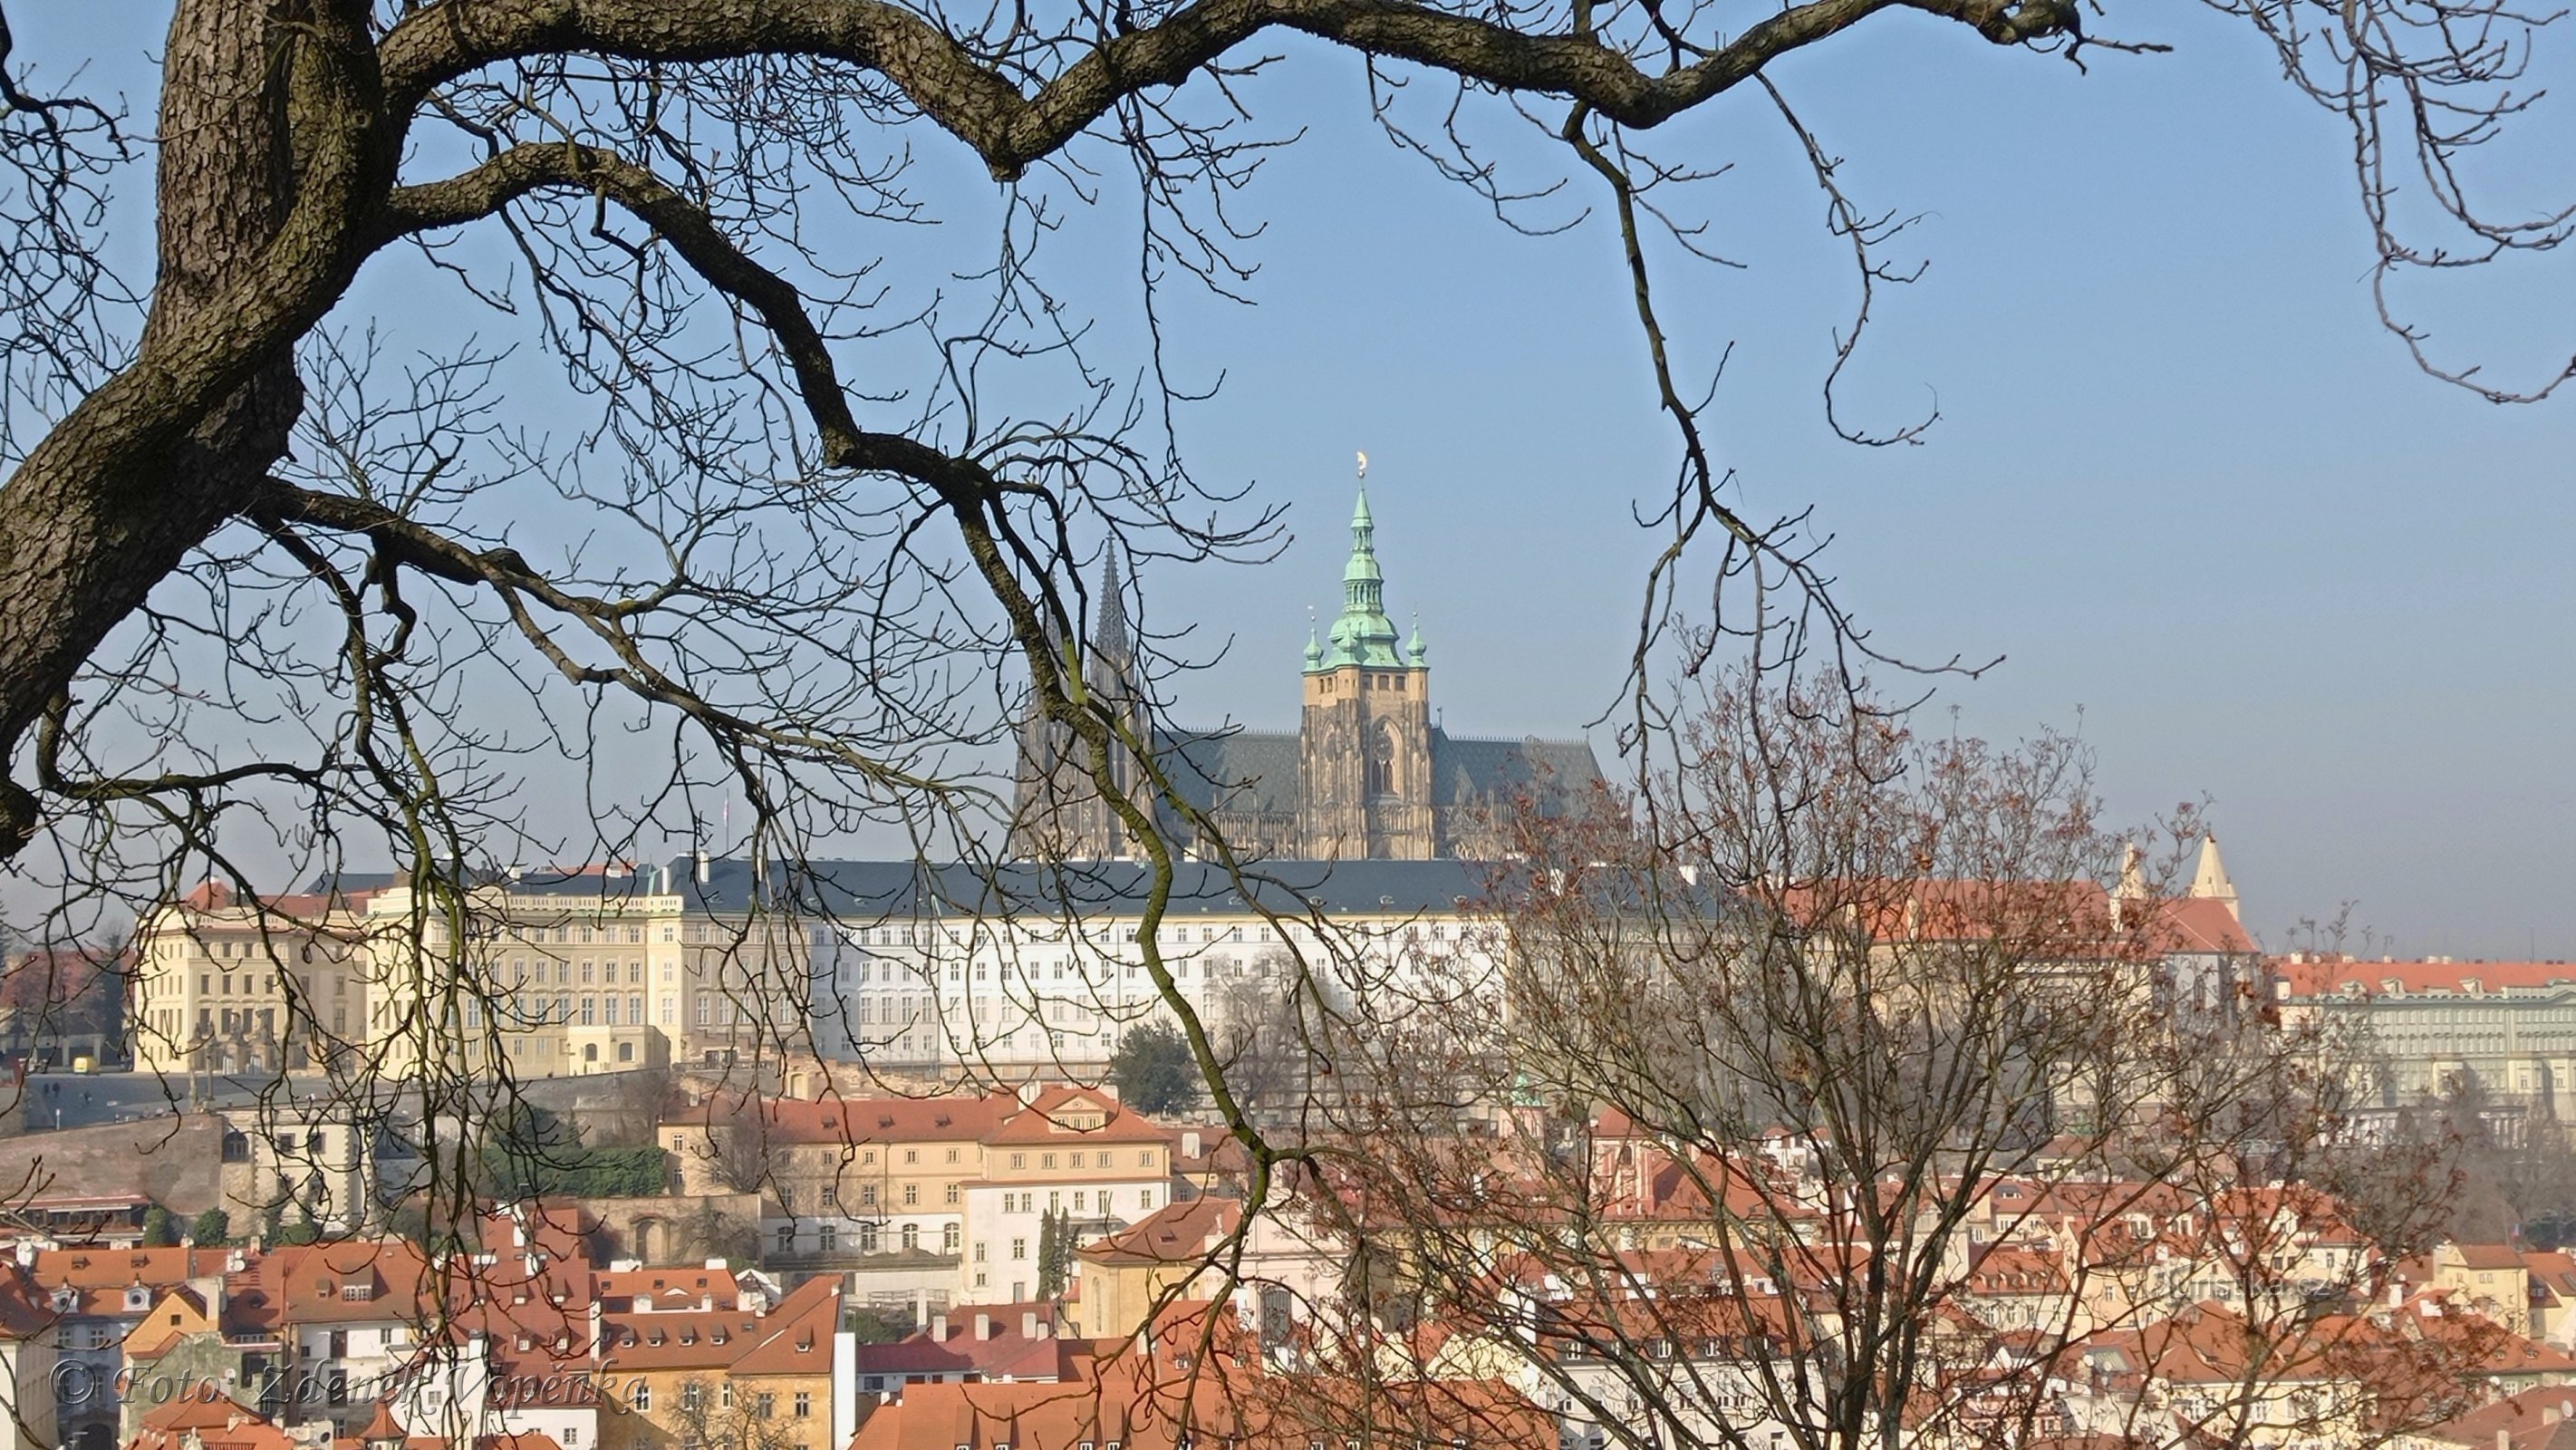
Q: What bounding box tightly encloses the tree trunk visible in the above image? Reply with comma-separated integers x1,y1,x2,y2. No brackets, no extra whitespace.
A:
0,0,306,853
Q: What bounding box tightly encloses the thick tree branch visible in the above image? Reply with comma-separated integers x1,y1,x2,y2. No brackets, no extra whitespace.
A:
379,0,2075,179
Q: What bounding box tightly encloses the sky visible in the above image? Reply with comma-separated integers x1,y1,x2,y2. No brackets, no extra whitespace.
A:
15,4,2576,958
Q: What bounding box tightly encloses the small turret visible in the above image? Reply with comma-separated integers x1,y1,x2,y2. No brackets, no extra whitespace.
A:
2189,834,2240,923
359,1399,406,1450
1407,612,1427,666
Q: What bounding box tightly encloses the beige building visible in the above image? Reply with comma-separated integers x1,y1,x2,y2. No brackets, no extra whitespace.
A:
132,860,836,1081
130,881,376,1075
661,1088,1015,1285
2276,951,2576,1116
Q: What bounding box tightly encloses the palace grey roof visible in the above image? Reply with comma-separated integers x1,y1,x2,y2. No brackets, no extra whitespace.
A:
800,856,1500,922
310,856,1520,920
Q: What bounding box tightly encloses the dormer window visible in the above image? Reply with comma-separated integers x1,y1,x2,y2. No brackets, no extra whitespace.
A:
342,1284,373,1301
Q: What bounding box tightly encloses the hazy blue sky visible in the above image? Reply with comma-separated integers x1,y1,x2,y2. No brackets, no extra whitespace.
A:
19,5,2576,956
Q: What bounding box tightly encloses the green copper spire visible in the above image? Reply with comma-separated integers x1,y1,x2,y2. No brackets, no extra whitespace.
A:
1311,484,1405,672
1407,611,1426,666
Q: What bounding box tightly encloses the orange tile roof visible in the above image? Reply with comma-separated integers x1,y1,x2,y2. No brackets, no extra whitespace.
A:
130,1383,296,1450
986,1087,1173,1147
122,1285,218,1358
591,1265,743,1310
2453,1242,2530,1271
249,1241,443,1325
31,1245,231,1290
1078,1198,1238,1268
730,1275,842,1376
595,1277,837,1376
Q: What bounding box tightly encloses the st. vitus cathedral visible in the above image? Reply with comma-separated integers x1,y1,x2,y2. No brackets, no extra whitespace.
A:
1008,487,1603,862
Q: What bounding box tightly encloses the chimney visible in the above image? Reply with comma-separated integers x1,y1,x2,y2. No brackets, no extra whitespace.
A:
695,850,710,884
931,1313,948,1342
975,1312,992,1341
1022,1311,1038,1339
1181,1130,1202,1160
913,1288,928,1332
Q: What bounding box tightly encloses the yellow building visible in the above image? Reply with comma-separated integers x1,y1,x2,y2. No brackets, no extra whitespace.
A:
591,1274,840,1450
1071,1195,1240,1340
131,860,834,1082
2420,1241,2536,1337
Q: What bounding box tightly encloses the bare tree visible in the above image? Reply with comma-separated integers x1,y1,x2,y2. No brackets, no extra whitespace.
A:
1248,670,2484,1450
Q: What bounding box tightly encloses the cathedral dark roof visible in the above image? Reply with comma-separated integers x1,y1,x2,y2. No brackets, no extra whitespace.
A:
1157,728,1301,819
1148,725,1603,820
1428,731,1602,807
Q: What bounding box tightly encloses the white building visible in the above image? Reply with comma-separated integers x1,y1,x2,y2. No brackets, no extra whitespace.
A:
815,859,1500,1075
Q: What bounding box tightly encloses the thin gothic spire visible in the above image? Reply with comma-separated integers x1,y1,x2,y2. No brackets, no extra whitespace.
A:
1094,551,1131,663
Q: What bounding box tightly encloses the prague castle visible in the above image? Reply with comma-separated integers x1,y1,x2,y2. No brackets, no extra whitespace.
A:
1008,486,1603,862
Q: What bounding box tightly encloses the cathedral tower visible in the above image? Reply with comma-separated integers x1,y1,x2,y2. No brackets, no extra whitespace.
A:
1298,487,1434,859
1008,554,1153,860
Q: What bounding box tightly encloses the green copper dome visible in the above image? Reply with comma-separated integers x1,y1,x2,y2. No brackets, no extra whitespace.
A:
1310,485,1406,672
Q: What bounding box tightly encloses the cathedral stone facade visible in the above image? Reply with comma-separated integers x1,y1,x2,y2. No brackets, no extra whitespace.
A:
1008,488,1603,862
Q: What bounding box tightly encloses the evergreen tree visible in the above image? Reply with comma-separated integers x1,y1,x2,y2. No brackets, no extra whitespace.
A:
1107,1023,1197,1116
1036,1210,1068,1301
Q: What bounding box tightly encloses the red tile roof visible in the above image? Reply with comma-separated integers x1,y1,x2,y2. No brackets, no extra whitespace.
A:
845,1369,1555,1450
855,1302,1076,1383
697,1090,1018,1147
2277,957,2576,999
2147,897,2257,954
